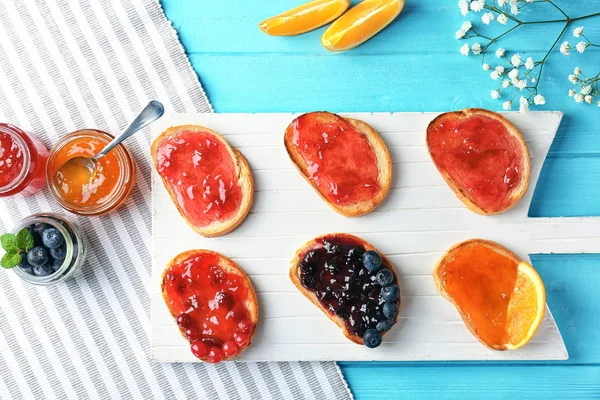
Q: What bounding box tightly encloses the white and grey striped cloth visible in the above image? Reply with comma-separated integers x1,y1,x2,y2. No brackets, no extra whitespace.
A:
0,1,352,399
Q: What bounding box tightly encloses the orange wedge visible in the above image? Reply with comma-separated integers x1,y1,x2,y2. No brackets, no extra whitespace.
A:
259,0,350,36
322,0,405,52
505,261,546,350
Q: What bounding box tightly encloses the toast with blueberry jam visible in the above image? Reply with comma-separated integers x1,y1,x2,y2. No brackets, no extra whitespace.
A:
289,233,401,348
161,249,259,363
152,125,254,237
284,112,392,217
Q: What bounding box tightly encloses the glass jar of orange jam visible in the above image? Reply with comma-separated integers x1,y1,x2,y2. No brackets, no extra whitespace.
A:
46,129,135,216
0,123,48,197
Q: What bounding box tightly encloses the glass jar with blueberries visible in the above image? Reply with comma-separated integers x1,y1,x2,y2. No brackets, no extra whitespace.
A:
11,213,86,285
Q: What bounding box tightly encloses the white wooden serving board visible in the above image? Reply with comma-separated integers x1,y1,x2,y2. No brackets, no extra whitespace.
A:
151,112,599,362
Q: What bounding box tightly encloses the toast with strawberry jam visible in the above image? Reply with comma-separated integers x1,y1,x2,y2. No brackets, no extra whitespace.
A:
284,112,392,217
289,233,401,348
161,250,258,363
152,125,254,237
427,108,530,215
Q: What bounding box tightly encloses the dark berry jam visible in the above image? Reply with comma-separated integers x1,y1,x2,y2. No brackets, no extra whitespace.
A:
298,234,400,338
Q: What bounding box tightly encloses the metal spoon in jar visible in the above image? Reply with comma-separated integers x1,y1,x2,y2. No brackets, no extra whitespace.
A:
60,100,164,178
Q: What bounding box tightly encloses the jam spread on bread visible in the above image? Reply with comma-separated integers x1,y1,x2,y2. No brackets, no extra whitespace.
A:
436,241,518,346
288,112,380,205
162,252,255,362
297,234,400,344
154,128,243,228
427,112,527,213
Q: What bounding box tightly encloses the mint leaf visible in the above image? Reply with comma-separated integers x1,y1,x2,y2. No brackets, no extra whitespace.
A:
0,233,18,253
16,228,34,251
1,252,21,269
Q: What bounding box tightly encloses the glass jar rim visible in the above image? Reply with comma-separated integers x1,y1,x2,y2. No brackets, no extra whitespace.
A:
11,214,75,285
46,129,135,216
0,124,32,195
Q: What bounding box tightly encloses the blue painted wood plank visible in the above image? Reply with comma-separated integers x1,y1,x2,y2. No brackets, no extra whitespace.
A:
161,0,600,398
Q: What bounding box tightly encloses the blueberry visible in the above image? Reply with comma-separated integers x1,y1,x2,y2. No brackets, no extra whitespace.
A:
26,226,42,246
363,329,382,349
33,223,50,237
27,246,49,267
52,258,63,271
376,319,392,332
376,268,394,287
381,284,400,302
18,257,34,275
383,301,398,320
33,264,52,277
50,243,66,260
42,228,64,249
362,250,382,272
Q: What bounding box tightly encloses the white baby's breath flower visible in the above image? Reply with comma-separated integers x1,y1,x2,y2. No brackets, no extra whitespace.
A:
574,94,584,103
597,101,600,108
498,0,506,6
482,12,495,25
533,94,545,105
516,79,527,90
581,85,592,95
510,0,519,15
524,57,534,70
490,90,501,99
511,53,522,67
569,90,576,97
482,63,491,71
508,69,519,80
456,29,466,39
569,74,579,83
560,41,570,56
574,66,582,75
459,0,470,16
490,70,500,80
576,41,587,54
502,79,511,88
495,48,505,58
519,96,529,112
470,0,485,12
460,43,470,56
573,26,584,38
472,43,482,55
585,95,593,104
496,66,505,74
461,21,472,32
502,100,512,110
531,78,536,83
497,14,508,25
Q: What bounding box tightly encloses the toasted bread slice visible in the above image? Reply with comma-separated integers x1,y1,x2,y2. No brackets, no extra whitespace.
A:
289,233,401,345
433,239,545,351
284,112,392,217
151,125,254,237
426,108,530,215
161,250,259,362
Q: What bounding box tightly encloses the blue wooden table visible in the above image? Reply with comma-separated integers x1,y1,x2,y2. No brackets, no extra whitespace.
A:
161,1,600,398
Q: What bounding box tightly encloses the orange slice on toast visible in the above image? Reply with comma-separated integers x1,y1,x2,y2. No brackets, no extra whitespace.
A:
321,0,405,52
434,239,545,351
260,0,350,36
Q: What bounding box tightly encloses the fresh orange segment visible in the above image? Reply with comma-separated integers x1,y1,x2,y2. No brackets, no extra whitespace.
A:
322,0,405,52
259,0,350,36
505,262,546,350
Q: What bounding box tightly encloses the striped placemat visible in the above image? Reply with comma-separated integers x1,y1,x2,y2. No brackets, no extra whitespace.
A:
0,1,352,399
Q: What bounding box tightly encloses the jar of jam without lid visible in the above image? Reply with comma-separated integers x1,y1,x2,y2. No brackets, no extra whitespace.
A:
46,129,136,216
12,213,87,286
0,123,48,197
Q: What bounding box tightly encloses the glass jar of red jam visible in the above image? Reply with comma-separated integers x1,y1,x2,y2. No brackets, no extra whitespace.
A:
0,123,48,197
46,129,136,216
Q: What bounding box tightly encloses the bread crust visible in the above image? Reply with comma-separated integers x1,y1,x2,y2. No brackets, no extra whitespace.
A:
426,108,531,215
289,233,401,345
284,112,392,217
432,239,520,351
151,125,254,237
161,249,259,361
